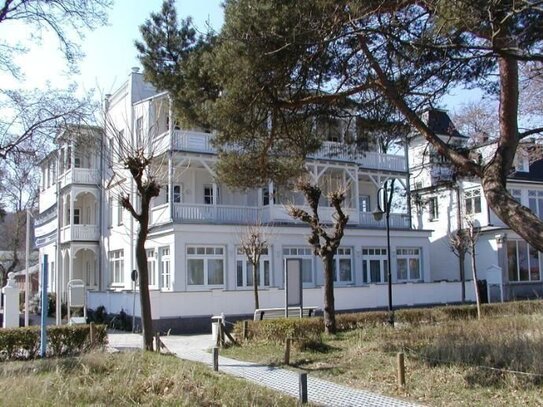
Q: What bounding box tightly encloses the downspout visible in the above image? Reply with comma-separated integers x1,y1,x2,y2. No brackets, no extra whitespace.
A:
168,95,174,221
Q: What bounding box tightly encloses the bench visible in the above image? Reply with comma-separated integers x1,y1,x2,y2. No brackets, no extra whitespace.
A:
253,307,319,321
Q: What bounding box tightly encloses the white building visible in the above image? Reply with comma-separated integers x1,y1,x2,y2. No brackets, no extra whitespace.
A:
409,109,543,301
36,70,473,333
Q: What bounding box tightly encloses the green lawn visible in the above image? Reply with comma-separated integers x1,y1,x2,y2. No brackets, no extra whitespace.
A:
223,313,543,406
0,351,298,406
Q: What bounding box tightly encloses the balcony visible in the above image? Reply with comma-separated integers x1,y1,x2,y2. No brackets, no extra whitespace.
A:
359,212,411,229
59,168,100,188
167,131,406,172
60,225,100,243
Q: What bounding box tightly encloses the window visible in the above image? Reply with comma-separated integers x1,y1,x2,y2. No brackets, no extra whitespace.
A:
147,249,157,287
263,188,276,206
160,247,171,289
283,247,314,284
204,185,217,205
117,202,123,226
333,247,353,283
236,247,270,287
109,250,124,285
528,190,543,217
510,189,521,203
464,188,481,215
508,240,540,282
362,248,388,283
73,208,80,225
74,156,81,168
428,197,439,220
136,116,143,146
396,248,422,281
117,130,124,158
173,184,183,203
108,198,113,228
359,195,370,212
187,246,225,286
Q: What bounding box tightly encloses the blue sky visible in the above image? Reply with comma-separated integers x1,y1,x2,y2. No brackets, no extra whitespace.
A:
1,0,479,110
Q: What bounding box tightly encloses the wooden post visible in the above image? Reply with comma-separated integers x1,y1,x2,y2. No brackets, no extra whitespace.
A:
298,371,308,405
217,322,223,347
242,320,249,340
155,332,160,353
89,322,96,347
212,346,219,371
397,352,406,387
284,337,292,365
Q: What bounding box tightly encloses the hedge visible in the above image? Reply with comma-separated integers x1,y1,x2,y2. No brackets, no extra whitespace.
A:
234,300,543,344
0,324,107,361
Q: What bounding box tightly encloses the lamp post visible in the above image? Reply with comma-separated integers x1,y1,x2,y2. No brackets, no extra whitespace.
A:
372,179,395,326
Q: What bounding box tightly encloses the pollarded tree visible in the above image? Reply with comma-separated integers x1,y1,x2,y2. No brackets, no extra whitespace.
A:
104,114,166,351
287,179,349,335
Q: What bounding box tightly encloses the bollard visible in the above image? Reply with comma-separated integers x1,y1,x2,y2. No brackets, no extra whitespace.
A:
217,322,223,347
155,332,160,353
212,346,219,371
242,320,249,340
89,322,96,347
298,371,308,405
284,337,292,365
397,352,406,387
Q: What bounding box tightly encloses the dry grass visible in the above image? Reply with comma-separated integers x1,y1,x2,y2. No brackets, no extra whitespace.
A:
223,313,543,406
0,351,298,406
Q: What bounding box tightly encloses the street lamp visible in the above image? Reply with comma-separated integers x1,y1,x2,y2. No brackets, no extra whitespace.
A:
372,179,395,326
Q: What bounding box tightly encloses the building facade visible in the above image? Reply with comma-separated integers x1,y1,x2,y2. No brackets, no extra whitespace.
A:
408,109,543,301
36,70,474,332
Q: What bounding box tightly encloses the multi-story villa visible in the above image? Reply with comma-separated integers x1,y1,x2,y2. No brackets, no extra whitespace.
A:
409,109,543,301
36,69,473,332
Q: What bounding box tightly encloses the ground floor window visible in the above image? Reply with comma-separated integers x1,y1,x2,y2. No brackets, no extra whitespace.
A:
283,247,314,284
236,247,270,287
160,247,171,289
396,248,422,281
109,249,124,285
362,248,388,283
187,246,225,287
147,249,157,287
507,240,541,282
333,247,353,283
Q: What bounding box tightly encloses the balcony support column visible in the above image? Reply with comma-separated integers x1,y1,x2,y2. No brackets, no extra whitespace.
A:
212,182,218,218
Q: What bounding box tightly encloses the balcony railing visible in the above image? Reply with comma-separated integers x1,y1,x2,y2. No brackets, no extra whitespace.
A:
359,212,411,229
60,225,100,243
59,168,100,188
150,203,412,228
168,130,406,172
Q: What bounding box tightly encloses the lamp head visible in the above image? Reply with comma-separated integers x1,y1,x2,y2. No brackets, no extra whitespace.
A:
372,207,384,221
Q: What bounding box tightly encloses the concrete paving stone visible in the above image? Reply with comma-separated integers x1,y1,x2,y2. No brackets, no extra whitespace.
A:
108,332,422,407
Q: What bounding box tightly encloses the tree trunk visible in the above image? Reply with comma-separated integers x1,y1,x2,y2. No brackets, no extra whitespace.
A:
252,261,259,310
137,204,154,351
459,251,466,304
470,242,481,320
322,254,336,334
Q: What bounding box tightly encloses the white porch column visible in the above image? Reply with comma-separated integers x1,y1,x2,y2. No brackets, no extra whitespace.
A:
212,182,218,219
69,192,74,227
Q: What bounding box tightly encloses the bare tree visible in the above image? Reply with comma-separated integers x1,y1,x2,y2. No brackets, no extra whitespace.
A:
465,218,482,320
287,178,349,335
0,0,112,78
104,104,171,351
238,222,271,311
449,228,468,304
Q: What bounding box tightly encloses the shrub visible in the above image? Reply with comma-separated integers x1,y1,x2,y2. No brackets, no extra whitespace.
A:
234,318,323,347
0,324,107,361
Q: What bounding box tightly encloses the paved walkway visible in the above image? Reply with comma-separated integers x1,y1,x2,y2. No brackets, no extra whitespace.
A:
108,332,422,407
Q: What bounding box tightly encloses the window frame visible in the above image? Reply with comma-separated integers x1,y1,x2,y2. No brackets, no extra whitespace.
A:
109,249,124,286
362,247,388,284
159,247,171,290
396,247,422,282
186,246,225,288
507,240,541,282
282,247,315,285
146,249,157,288
236,247,271,288
332,247,353,284
464,188,482,215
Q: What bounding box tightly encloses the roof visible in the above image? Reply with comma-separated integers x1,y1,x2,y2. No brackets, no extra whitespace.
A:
423,109,467,139
510,159,543,182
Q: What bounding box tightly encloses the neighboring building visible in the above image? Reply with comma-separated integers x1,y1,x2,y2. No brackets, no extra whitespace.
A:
408,109,543,301
35,70,473,333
